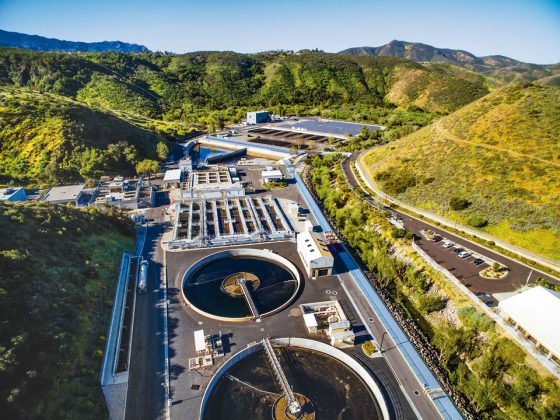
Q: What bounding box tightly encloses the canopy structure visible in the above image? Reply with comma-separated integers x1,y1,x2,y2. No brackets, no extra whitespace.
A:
194,329,206,353
499,286,560,360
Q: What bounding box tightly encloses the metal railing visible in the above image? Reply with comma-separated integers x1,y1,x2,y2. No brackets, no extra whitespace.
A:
262,338,300,416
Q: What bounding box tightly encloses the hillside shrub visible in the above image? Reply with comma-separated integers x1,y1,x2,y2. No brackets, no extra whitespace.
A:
391,228,407,238
458,307,495,332
449,196,471,211
468,216,488,228
418,293,446,313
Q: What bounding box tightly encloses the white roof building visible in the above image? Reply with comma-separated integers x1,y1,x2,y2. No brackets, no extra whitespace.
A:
499,286,560,360
296,230,334,277
194,329,206,353
163,169,183,185
261,169,284,183
303,313,319,331
43,184,85,205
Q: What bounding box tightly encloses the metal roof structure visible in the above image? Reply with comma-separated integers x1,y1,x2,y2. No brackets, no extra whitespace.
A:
0,187,26,202
303,313,318,328
297,231,334,269
275,118,382,137
499,286,560,359
163,169,183,183
43,184,85,203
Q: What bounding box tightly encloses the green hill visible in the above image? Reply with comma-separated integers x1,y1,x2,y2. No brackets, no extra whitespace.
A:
0,87,168,184
363,83,560,260
0,48,489,116
0,202,134,419
0,48,492,184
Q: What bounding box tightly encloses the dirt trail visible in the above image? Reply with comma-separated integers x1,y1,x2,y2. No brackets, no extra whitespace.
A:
433,124,560,168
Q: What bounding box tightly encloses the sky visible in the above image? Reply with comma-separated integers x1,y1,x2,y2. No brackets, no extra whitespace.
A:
0,0,559,63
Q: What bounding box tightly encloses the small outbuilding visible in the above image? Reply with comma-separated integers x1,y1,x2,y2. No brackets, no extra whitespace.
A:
261,169,284,184
247,110,270,125
163,169,183,188
296,230,334,277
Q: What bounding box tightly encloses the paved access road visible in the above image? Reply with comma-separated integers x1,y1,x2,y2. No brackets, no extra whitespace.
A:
124,224,167,420
341,154,557,300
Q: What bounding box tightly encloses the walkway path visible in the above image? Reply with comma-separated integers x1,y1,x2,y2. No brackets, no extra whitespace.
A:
433,123,560,168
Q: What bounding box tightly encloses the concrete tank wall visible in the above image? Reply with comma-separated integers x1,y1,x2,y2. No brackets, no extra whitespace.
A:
199,337,391,420
181,248,302,322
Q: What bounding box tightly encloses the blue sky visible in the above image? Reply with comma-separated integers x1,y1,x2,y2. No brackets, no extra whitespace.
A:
1,0,559,63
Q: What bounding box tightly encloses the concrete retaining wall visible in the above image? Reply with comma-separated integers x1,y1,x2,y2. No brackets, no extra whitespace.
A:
199,136,291,160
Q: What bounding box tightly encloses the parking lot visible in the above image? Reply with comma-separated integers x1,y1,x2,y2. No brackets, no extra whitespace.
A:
411,222,542,297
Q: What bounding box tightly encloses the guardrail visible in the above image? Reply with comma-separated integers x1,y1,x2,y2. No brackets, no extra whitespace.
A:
412,240,560,379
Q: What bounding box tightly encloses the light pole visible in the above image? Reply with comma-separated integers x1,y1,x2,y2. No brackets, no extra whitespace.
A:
525,269,534,289
380,331,387,353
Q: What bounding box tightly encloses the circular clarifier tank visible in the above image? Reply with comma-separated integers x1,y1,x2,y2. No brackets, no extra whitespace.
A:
181,249,301,321
201,339,389,420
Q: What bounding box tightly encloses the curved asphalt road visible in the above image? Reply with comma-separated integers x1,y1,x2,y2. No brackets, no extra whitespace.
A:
341,154,557,301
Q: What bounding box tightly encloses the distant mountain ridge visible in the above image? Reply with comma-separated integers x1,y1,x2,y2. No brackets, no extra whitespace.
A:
340,40,518,67
0,29,149,53
340,40,559,83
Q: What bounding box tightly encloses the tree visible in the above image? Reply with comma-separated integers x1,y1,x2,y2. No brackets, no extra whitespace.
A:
449,196,471,211
156,142,170,161
136,159,159,175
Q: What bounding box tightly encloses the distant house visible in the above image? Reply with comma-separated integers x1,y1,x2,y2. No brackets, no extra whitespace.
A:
43,184,86,206
296,230,334,277
247,110,270,125
0,187,26,202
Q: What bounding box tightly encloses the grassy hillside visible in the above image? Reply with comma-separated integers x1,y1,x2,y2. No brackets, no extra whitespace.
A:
0,202,134,419
310,154,560,418
0,48,489,116
0,86,169,184
363,83,560,260
0,48,491,184
536,73,560,87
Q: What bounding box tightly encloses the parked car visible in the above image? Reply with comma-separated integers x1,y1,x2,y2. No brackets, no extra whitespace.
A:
442,241,454,248
458,251,471,258
473,258,484,265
